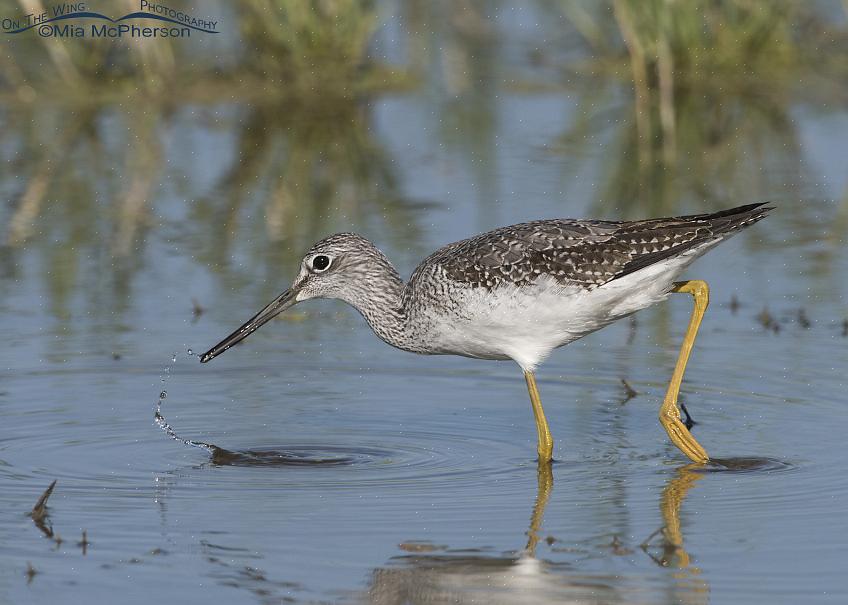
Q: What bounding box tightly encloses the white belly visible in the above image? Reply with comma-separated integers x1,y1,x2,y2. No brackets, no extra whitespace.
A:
423,247,710,371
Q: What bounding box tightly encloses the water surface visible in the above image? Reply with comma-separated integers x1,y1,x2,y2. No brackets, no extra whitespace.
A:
2,2,848,603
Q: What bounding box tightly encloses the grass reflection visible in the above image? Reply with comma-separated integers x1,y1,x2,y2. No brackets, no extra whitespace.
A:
1,0,845,321
553,0,848,215
238,0,387,95
1,94,418,321
188,97,421,283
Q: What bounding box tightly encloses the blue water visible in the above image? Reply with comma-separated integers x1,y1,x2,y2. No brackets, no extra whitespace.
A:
2,3,848,603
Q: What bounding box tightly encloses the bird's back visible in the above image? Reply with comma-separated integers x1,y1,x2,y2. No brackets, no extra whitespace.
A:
410,203,771,291
402,203,771,369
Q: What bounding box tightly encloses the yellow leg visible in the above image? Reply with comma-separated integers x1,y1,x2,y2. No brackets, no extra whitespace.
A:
524,371,554,462
660,280,710,463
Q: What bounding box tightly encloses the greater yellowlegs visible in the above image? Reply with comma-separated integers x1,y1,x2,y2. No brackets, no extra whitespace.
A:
201,203,771,463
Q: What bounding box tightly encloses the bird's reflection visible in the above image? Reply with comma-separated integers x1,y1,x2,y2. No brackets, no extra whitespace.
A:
362,462,709,605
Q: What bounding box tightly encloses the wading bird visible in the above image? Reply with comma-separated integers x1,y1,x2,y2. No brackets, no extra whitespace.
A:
201,204,771,463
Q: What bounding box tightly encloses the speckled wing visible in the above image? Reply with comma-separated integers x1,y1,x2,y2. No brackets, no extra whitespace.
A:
420,203,771,290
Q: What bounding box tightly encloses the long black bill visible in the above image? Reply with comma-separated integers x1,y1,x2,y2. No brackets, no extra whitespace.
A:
199,289,298,363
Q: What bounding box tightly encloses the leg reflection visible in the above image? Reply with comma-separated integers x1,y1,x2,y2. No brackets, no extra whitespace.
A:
641,464,710,603
524,461,553,556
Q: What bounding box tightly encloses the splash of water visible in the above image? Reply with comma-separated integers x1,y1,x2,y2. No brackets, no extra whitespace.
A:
154,350,215,454
153,349,357,466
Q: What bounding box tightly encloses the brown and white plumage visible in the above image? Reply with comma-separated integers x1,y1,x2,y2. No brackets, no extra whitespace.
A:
200,203,771,464
201,203,771,370
418,203,770,290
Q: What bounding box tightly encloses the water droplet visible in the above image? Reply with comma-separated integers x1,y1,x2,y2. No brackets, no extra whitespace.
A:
159,390,167,400
187,348,193,356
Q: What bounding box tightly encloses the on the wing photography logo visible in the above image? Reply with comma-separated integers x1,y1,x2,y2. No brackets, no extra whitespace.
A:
2,1,218,38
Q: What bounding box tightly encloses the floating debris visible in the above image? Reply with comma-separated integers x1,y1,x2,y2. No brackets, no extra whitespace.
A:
620,379,638,403
112,352,122,361
26,562,37,584
606,534,634,556
842,319,848,337
78,530,89,555
729,294,740,314
191,298,205,321
797,308,811,329
756,307,780,333
30,480,56,522
29,481,65,548
30,480,57,538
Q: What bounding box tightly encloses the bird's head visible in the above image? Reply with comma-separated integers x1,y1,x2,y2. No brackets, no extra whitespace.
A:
200,233,395,363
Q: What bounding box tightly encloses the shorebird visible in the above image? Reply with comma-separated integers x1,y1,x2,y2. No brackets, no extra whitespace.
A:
201,203,771,463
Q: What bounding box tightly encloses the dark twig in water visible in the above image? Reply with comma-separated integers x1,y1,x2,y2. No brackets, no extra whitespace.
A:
191,298,205,322
680,403,696,431
30,480,56,521
77,530,89,555
30,480,57,538
26,562,37,584
620,379,638,403
606,534,634,556
797,308,811,329
843,319,848,337
729,294,740,314
756,307,780,334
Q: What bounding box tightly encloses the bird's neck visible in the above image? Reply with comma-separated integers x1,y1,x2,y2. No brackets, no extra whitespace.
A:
338,259,415,352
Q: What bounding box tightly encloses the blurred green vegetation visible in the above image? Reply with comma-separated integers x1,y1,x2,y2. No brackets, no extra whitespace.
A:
1,0,846,317
552,0,848,215
238,0,404,97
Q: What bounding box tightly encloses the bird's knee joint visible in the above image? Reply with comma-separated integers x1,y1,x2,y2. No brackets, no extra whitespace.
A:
672,280,710,306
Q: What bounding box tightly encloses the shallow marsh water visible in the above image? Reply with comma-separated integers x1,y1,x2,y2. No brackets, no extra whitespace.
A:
2,2,848,604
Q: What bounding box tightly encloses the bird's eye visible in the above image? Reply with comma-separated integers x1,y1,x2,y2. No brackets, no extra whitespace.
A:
311,255,332,272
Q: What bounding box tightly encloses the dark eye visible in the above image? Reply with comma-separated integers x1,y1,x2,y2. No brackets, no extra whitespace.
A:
311,255,331,272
